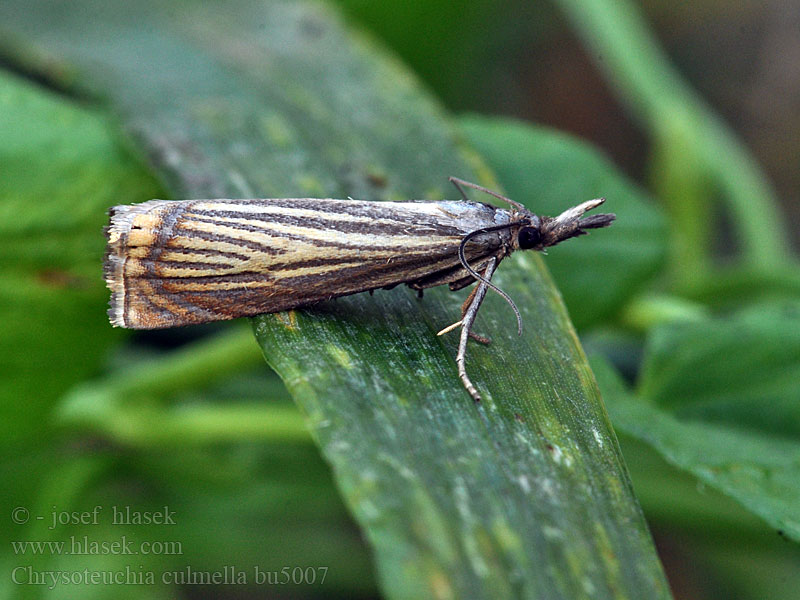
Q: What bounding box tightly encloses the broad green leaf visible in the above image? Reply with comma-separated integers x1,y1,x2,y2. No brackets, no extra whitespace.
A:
0,1,671,597
0,71,161,442
459,116,666,329
618,436,800,600
256,266,669,598
592,354,800,542
638,301,800,438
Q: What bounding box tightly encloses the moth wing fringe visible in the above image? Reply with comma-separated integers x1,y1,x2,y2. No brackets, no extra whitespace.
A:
104,200,171,328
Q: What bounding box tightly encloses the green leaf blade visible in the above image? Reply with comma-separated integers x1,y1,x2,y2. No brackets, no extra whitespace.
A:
593,301,800,542
638,302,800,438
255,277,668,598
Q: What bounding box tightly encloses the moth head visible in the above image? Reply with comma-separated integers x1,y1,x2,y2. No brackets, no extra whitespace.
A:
516,215,543,250
517,199,615,250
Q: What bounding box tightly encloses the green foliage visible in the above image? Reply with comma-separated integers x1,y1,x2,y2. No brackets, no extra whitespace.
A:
0,71,160,442
638,302,800,437
1,0,799,599
553,0,792,271
596,349,800,539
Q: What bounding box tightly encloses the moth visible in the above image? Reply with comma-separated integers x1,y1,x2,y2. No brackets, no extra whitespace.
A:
105,177,614,400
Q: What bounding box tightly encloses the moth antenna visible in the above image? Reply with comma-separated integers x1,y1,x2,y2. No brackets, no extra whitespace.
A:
449,177,527,212
458,226,523,335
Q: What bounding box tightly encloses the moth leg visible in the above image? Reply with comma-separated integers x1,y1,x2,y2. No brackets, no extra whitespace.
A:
460,284,479,314
435,269,491,343
459,284,491,344
448,273,477,292
449,177,471,201
456,256,498,402
410,259,489,292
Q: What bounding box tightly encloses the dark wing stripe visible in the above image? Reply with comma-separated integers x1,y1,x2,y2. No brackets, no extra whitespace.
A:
179,214,461,249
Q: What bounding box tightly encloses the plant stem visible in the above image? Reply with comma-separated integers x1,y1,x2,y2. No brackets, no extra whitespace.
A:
67,402,311,446
620,294,708,332
56,325,305,445
107,325,263,401
554,0,792,268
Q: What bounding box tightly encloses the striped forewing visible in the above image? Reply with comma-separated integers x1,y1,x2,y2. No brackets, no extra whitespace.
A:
105,198,509,328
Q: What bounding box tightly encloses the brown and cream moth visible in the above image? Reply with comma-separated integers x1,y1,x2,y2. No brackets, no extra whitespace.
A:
104,178,614,400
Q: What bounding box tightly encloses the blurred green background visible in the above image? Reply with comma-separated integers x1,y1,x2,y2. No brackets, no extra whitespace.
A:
1,0,799,599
